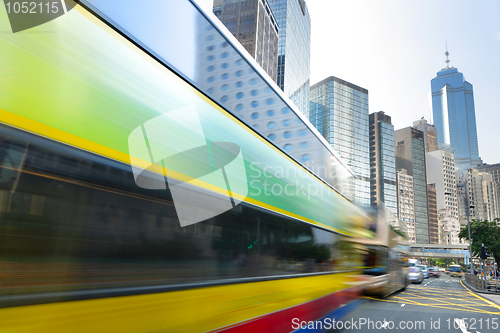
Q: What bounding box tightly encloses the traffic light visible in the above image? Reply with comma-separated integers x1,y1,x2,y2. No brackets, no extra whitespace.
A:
480,245,490,259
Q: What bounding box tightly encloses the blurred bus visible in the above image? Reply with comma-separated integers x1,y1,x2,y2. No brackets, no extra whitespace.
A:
449,265,463,278
0,1,374,332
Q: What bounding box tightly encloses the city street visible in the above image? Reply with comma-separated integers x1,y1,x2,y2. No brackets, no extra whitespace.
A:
330,277,500,332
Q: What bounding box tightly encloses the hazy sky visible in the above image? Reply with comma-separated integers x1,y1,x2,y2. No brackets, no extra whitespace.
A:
308,0,500,164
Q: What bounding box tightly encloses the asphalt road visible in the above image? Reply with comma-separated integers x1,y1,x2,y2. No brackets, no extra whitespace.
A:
329,275,500,332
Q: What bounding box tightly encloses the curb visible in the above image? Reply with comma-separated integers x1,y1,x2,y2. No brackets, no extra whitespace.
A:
462,278,500,296
461,280,500,310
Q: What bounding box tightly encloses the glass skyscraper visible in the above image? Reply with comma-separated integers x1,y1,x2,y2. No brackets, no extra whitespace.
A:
309,76,370,207
213,0,279,83
267,0,311,116
430,56,481,170
369,112,397,216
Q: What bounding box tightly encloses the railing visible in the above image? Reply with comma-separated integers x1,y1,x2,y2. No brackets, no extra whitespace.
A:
465,274,500,293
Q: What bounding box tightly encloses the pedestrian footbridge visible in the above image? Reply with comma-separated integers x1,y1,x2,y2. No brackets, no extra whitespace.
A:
409,244,469,259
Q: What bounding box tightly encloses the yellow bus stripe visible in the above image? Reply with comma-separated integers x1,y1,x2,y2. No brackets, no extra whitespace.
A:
0,273,356,333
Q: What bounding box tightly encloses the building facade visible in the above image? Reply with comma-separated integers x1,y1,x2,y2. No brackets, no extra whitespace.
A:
213,0,279,82
397,169,416,243
439,209,461,244
480,172,500,221
267,0,311,116
427,184,439,244
309,76,370,207
413,118,438,153
395,127,429,243
477,163,500,184
369,111,397,216
430,53,481,170
426,149,459,219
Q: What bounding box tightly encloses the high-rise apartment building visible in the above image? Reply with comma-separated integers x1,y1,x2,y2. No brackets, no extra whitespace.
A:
426,149,459,244
427,184,439,244
213,0,279,82
267,0,311,116
309,76,370,207
413,119,438,153
369,111,397,216
395,127,429,243
467,169,487,221
480,172,500,221
426,150,459,218
477,163,500,184
397,169,416,243
430,51,481,170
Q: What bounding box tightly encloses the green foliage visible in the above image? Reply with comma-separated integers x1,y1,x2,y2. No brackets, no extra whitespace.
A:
458,218,500,263
435,258,454,268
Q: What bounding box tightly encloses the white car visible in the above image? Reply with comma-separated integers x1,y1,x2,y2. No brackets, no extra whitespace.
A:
409,266,424,284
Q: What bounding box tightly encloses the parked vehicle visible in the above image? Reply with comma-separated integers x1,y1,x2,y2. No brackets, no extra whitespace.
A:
409,267,424,284
427,267,440,278
417,264,429,278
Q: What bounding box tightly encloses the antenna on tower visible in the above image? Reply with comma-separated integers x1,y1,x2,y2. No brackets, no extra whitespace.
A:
445,42,451,68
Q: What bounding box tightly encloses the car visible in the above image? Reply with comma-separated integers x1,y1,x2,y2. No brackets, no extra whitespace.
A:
427,267,440,278
438,267,445,272
409,266,424,284
449,265,462,278
417,264,429,278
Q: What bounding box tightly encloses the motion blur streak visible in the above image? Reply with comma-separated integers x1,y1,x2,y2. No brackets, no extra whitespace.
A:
0,1,389,332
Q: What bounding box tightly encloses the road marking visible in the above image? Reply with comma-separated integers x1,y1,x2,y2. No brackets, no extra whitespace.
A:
455,318,471,333
362,296,500,315
393,293,497,313
460,280,500,311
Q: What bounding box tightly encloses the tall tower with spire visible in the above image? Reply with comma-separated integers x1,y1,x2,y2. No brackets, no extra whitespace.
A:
430,45,482,171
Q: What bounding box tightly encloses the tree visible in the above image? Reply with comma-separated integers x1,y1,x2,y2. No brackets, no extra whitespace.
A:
458,218,500,263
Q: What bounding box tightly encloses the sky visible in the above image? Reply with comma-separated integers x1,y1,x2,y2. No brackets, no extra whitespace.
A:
307,0,500,164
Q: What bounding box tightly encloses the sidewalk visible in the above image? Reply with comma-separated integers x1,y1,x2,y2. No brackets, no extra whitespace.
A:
462,279,500,305
481,293,500,305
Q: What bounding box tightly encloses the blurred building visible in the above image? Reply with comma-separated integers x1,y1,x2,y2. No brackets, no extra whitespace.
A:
477,163,500,184
309,76,370,207
468,169,487,221
267,0,311,116
194,12,356,200
430,49,482,170
413,118,437,153
439,209,460,244
369,111,397,216
213,0,279,82
397,169,416,243
480,172,500,221
427,184,439,244
395,127,429,243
